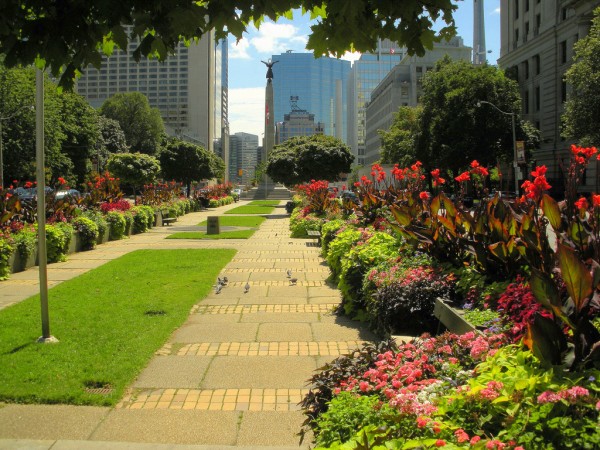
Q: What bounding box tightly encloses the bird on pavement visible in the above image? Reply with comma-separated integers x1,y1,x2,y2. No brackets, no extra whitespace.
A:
215,284,222,294
222,276,228,285
244,282,250,293
289,278,298,286
286,269,292,278
217,276,223,285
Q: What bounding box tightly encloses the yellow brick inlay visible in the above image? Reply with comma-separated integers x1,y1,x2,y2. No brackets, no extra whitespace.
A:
173,341,365,356
193,303,340,315
118,388,311,411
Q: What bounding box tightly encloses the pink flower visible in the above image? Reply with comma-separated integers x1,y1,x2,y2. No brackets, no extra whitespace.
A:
416,417,429,428
470,436,481,445
454,428,469,443
435,439,446,447
359,381,370,392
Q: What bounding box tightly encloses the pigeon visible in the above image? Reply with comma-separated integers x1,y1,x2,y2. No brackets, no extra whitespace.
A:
289,278,298,286
244,282,250,293
217,276,223,285
215,284,222,294
286,269,292,278
222,276,228,285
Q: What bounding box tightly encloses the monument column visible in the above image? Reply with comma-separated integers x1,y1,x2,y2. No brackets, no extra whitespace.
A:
262,59,278,164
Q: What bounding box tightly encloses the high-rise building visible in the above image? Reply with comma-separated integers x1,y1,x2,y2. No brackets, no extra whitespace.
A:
498,0,600,194
348,40,406,166
364,37,471,165
270,52,350,144
76,29,228,167
229,132,259,186
275,96,324,144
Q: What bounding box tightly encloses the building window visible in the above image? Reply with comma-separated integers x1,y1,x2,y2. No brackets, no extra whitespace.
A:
560,40,568,64
525,0,529,12
524,90,529,114
535,14,541,35
561,7,567,21
515,0,519,19
525,22,529,42
534,55,540,75
561,81,567,103
514,29,519,47
524,60,529,79
534,86,540,111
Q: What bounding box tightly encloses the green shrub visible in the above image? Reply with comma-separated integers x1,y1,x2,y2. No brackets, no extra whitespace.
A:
209,198,219,208
82,210,108,242
314,392,399,448
44,223,72,263
106,211,127,240
131,206,149,234
326,228,361,280
11,228,37,261
320,219,347,257
123,211,134,235
0,237,14,280
337,232,399,315
71,216,99,250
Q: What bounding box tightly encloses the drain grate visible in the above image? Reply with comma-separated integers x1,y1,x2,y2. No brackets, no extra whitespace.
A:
144,310,166,316
84,386,114,395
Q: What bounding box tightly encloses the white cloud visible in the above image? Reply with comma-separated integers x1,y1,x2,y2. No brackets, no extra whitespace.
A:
229,39,251,59
493,7,501,14
228,87,265,139
249,22,306,55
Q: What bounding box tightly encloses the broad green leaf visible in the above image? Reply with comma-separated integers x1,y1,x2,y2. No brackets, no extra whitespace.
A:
488,242,508,260
557,244,593,311
430,194,441,215
437,216,456,236
111,25,128,50
530,269,573,326
541,193,561,230
440,193,456,218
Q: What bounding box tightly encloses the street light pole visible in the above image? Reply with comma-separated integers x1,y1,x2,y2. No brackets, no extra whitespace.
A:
477,100,519,194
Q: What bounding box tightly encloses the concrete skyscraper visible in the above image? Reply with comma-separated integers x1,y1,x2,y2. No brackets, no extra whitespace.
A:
473,0,487,64
76,29,228,170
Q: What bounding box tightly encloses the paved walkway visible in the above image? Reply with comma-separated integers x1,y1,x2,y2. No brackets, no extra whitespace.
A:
0,201,377,449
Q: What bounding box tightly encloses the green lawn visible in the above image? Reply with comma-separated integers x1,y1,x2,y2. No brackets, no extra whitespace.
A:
167,230,256,239
0,249,235,406
224,200,281,215
197,216,266,228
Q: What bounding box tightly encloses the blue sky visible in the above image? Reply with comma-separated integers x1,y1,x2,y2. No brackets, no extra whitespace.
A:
228,0,502,139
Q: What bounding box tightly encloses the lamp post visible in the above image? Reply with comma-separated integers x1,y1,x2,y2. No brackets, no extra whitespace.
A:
477,100,519,194
0,104,33,188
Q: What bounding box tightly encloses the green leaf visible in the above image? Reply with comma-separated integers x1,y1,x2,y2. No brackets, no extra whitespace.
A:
541,193,562,230
530,269,573,326
524,314,567,366
557,244,593,311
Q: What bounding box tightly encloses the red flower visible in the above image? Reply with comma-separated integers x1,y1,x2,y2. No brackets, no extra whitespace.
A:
592,194,600,207
574,196,588,210
470,160,480,168
455,171,470,183
431,168,446,186
419,191,430,201
58,177,67,185
435,439,446,447
24,181,33,188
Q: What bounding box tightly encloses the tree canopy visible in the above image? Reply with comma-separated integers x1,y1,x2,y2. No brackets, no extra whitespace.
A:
415,58,535,173
0,1,457,88
106,152,160,195
159,139,221,196
379,106,421,166
563,6,600,147
99,92,164,155
266,134,354,185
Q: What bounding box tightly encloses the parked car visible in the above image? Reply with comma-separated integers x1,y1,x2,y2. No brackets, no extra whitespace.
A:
338,190,359,203
15,186,53,202
55,189,81,200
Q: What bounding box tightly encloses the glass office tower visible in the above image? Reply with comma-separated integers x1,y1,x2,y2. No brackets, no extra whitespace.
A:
270,52,351,144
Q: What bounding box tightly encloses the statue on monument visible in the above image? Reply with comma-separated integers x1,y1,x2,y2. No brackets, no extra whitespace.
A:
261,59,278,80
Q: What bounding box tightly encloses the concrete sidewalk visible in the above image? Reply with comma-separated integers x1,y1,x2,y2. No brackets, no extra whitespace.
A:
0,201,377,448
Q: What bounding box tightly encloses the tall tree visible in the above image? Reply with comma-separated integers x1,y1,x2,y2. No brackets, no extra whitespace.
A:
106,152,161,196
563,6,600,147
59,91,101,185
159,140,220,196
379,106,421,166
0,1,457,88
100,92,164,155
416,58,533,173
267,135,354,185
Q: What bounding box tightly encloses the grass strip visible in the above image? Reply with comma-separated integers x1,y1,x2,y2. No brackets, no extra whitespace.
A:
0,248,235,406
225,205,277,215
197,216,266,227
246,200,281,206
167,230,256,239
